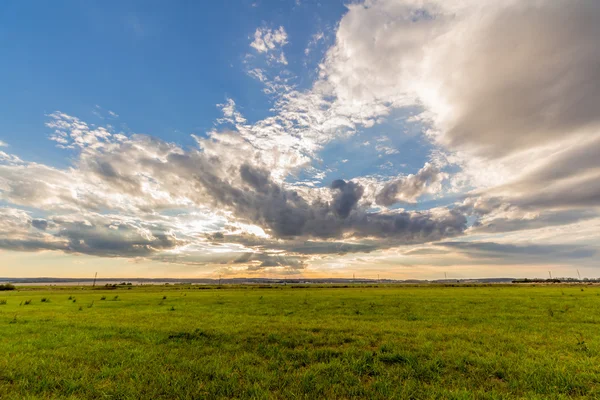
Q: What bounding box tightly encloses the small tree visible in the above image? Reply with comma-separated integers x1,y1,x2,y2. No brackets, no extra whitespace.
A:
0,283,16,291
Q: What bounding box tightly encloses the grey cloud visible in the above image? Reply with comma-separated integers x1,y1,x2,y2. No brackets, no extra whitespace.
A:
376,163,444,206
477,135,600,210
402,247,451,256
507,173,600,210
0,239,67,253
211,232,380,255
53,218,180,257
515,136,600,187
0,209,182,259
439,0,600,157
231,252,307,272
31,219,48,230
0,208,67,253
240,164,271,192
201,163,467,242
86,159,142,194
470,210,599,234
436,241,597,261
331,179,363,218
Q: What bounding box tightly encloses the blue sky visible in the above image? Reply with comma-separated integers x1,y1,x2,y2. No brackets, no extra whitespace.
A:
0,0,345,164
0,0,599,279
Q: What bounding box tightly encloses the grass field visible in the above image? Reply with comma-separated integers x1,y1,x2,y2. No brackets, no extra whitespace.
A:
1,284,599,399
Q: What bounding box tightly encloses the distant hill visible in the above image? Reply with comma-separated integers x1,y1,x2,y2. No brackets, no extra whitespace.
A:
0,277,519,285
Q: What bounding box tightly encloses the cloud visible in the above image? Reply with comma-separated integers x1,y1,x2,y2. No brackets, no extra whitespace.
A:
250,26,289,65
31,219,49,230
316,0,600,206
304,31,325,56
0,207,183,258
330,179,363,218
375,163,445,206
436,241,597,263
319,0,600,155
0,111,466,266
203,162,466,241
2,1,599,276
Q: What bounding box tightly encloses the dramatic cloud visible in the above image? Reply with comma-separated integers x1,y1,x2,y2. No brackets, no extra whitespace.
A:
319,0,600,152
2,0,599,276
0,111,466,270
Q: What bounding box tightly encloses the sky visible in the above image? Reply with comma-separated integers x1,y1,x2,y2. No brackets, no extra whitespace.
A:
1,0,599,280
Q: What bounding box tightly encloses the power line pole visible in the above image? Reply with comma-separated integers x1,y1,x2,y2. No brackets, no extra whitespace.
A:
577,269,581,280
548,271,552,279
92,272,97,287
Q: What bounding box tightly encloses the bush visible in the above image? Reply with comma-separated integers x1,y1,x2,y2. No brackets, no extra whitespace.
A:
0,283,15,291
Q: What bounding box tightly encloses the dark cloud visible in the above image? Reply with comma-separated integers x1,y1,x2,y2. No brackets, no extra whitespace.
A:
0,211,182,259
31,219,48,230
0,239,66,252
331,179,363,218
198,164,467,243
86,159,142,194
240,164,271,192
54,218,180,257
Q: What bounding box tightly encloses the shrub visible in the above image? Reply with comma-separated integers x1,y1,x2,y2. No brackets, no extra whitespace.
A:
0,284,15,291
0,299,7,305
24,299,32,305
41,297,50,303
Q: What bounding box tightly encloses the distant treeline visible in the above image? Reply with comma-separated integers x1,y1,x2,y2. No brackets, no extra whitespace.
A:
0,283,16,291
513,278,599,283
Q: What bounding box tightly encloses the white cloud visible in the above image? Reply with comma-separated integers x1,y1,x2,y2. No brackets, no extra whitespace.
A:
316,0,600,189
304,31,325,56
250,26,289,65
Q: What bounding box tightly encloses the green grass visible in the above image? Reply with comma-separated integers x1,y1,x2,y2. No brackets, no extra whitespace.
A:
1,284,599,399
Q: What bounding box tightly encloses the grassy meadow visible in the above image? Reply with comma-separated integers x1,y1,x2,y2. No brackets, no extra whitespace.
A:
1,284,599,399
